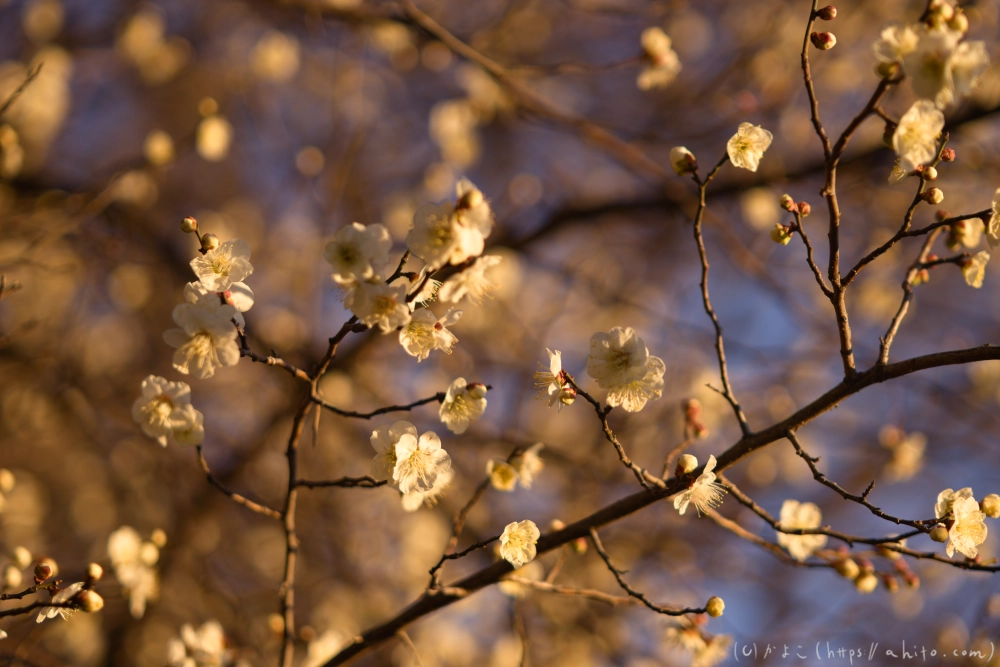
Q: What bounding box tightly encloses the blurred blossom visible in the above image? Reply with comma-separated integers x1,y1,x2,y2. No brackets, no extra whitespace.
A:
430,99,481,168
196,115,234,162
882,430,926,482
108,526,161,618
167,621,234,667
740,187,780,231
144,131,175,166
296,146,325,176
111,170,158,208
497,560,544,597
251,31,301,82
108,264,153,312
22,0,64,43
776,500,827,561
303,630,347,667
117,9,190,84
0,48,72,170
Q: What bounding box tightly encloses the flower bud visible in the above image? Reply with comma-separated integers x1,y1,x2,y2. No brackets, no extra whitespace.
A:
816,5,837,20
937,210,952,223
549,519,566,532
676,454,699,476
34,558,57,582
877,544,902,561
854,572,878,594
903,572,920,590
468,383,488,399
0,469,13,493
705,596,725,617
558,386,577,406
780,194,797,212
930,525,949,543
928,0,955,23
834,558,860,579
922,188,944,205
200,233,220,251
981,494,1000,519
857,557,874,575
669,147,698,176
948,9,968,34
75,589,104,613
941,147,956,162
882,573,900,594
876,61,900,79
457,188,483,211
12,546,31,570
810,31,837,50
921,166,938,181
151,529,168,548
180,216,198,233
798,202,811,217
2,563,22,590
571,536,588,555
770,223,793,245
86,563,103,583
912,268,930,286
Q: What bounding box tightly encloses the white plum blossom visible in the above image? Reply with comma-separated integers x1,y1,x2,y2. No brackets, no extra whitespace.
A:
888,159,908,184
454,178,494,240
437,254,503,305
727,123,773,172
986,189,1000,248
393,429,451,494
935,487,974,519
942,492,988,559
302,630,348,667
163,288,240,380
776,500,828,561
439,378,487,434
401,468,454,512
670,146,697,176
487,459,519,491
873,23,919,65
347,280,411,333
370,421,418,481
407,180,493,269
323,222,392,285
512,442,545,489
637,27,681,91
903,25,987,107
190,238,253,292
399,307,462,361
167,620,233,667
893,100,944,173
950,40,990,101
500,520,540,568
586,327,665,412
108,526,160,619
673,455,726,516
534,348,575,410
132,375,203,447
36,582,85,622
962,251,990,288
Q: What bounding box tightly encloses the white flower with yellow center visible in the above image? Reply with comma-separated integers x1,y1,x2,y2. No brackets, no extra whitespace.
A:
454,178,494,240
776,499,827,561
163,289,240,380
399,307,462,361
962,250,990,288
108,525,161,619
36,582,84,623
167,621,230,667
487,459,519,491
393,430,451,494
190,238,253,292
347,280,412,333
437,254,503,304
322,222,392,285
587,327,665,412
637,27,681,90
893,100,944,173
401,468,454,512
172,404,205,447
873,23,919,65
131,375,200,446
985,189,1000,248
512,443,545,489
534,348,575,410
950,40,990,100
726,123,773,172
370,421,417,481
947,495,987,559
439,377,487,434
672,455,726,516
500,519,540,568
936,487,974,519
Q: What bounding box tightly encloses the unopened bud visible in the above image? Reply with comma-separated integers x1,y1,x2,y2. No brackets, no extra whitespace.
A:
683,398,702,419
670,147,698,176
922,188,944,205
930,525,949,543
912,268,930,286
705,596,725,617
834,558,860,579
140,542,160,566
877,544,902,561
857,557,874,575
200,233,220,251
903,572,920,589
549,519,566,532
948,9,968,34
882,573,900,594
981,494,1000,519
180,216,198,233
937,210,952,222
928,0,955,23
676,454,699,476
854,572,878,594
2,564,22,590
770,223,793,245
468,383,488,399
151,529,168,548
810,31,837,50
816,5,837,20
571,536,588,555
75,589,104,613
457,188,483,211
558,386,576,406
0,469,13,493
798,202,811,217
921,166,938,181
34,558,57,582
12,547,31,570
780,194,797,212
941,147,956,162
86,563,103,583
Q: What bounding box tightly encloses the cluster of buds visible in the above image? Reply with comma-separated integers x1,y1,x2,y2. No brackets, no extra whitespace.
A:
770,224,794,245
549,519,587,554
925,0,968,32
815,5,836,20
669,146,698,176
180,216,222,255
810,31,837,50
853,557,878,594
921,187,944,205
682,398,707,438
779,194,812,217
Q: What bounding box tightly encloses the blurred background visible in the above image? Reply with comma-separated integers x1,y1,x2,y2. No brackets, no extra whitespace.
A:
2,0,1000,664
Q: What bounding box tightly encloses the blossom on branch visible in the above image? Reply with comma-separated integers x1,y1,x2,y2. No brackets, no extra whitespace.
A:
370,421,418,481
439,377,487,434
322,222,392,285
401,468,454,512
190,238,253,292
108,526,161,619
985,188,1000,247
399,307,462,361
36,581,84,623
961,251,990,288
487,459,519,491
776,500,827,561
512,442,545,489
672,455,726,516
407,179,494,269
534,348,575,410
393,429,451,494
437,254,503,304
637,27,681,91
726,123,772,172
132,375,203,447
163,288,240,379
587,327,665,412
892,100,944,173
167,620,234,667
500,519,540,568
873,23,919,65
935,487,988,558
347,280,411,333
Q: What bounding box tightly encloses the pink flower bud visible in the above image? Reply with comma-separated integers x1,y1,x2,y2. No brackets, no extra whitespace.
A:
941,147,956,162
922,188,944,205
816,6,837,20
810,31,837,50
798,202,811,217
921,166,938,181
780,194,797,212
181,216,198,233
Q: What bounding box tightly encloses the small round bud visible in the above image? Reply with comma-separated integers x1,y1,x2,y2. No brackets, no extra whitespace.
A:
941,147,956,162
876,61,900,79
834,558,860,580
937,210,951,222
300,625,316,642
810,31,837,50
797,202,811,217
571,536,588,555
549,519,566,532
882,573,900,594
921,166,938,181
816,5,837,20
912,268,931,286
676,454,699,476
948,9,969,34
0,469,13,493
922,188,944,205
780,194,797,212
268,613,285,634
75,589,104,613
930,525,949,543
200,233,220,251
457,188,483,211
86,563,103,583
903,572,920,590
928,0,955,23
12,546,32,570
2,563,22,590
854,572,878,594
34,558,57,582
558,386,576,406
981,494,1000,519
468,383,488,400
683,398,702,419
180,216,198,233
770,223,793,246
706,596,725,617
669,147,698,176
151,529,168,548
877,544,902,561
857,557,874,575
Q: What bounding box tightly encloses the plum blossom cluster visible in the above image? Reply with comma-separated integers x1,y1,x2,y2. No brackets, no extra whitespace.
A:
666,623,732,667
370,421,453,512
168,620,239,667
108,525,164,619
499,519,540,568
776,499,828,562
637,27,681,91
931,487,995,559
34,560,105,625
672,455,727,517
487,443,545,492
533,349,576,410
132,375,204,447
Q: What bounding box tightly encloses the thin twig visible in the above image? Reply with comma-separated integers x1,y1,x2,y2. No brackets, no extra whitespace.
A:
195,446,282,520
0,63,43,120
396,631,426,667
296,476,388,489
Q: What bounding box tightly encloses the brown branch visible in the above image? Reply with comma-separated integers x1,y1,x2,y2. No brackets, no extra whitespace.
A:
428,535,500,581
278,397,312,667
0,63,43,121
296,476,388,489
793,211,833,296
238,324,312,382
800,2,831,159
504,576,642,606
703,508,829,568
195,446,282,520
